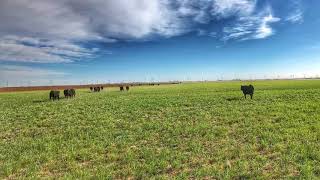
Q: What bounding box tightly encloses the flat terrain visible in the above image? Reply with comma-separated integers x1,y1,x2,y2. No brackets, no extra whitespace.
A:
1,80,320,179
0,82,176,93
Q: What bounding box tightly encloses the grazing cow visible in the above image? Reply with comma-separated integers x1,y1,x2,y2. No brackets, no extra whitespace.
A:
94,87,101,92
50,90,60,101
120,86,124,91
241,85,254,99
64,89,71,98
70,89,76,98
64,89,76,98
90,87,93,91
100,86,104,90
126,86,130,91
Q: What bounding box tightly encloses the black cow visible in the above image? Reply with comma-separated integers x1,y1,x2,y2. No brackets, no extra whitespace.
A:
70,89,76,98
120,86,124,91
64,89,71,98
94,87,101,92
90,87,93,91
64,89,76,98
50,90,60,101
126,86,130,91
100,86,104,90
241,85,254,99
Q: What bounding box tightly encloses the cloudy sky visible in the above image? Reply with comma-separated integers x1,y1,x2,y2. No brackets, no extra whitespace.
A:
0,0,319,86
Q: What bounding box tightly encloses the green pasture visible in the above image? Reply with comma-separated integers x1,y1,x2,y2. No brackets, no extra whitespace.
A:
1,80,320,179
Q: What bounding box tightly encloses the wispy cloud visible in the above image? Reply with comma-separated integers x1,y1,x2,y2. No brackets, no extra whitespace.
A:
254,14,281,39
286,11,303,23
222,6,280,41
212,0,256,19
285,1,304,24
0,36,99,63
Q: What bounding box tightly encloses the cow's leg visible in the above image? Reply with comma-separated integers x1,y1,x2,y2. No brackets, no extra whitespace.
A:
244,94,247,99
250,94,253,99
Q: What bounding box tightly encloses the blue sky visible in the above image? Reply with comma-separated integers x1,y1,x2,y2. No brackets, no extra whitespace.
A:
0,0,320,86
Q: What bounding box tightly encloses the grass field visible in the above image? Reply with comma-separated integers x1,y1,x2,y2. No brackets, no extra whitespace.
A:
1,80,320,179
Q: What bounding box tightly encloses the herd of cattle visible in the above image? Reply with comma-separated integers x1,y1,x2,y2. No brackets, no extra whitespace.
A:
90,86,103,92
49,84,255,101
120,86,130,91
49,85,133,101
49,88,76,101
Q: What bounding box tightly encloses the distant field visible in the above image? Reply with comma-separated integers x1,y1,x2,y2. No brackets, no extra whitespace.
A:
1,80,320,179
0,82,176,93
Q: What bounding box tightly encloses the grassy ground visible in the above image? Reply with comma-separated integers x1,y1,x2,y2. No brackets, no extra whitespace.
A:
1,80,320,179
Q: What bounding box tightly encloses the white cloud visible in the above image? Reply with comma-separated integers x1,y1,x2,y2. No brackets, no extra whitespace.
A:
212,0,256,18
0,0,287,63
0,0,183,63
285,0,303,24
222,6,280,41
0,36,98,63
0,0,183,40
254,14,280,39
286,12,303,23
0,40,69,63
286,6,303,24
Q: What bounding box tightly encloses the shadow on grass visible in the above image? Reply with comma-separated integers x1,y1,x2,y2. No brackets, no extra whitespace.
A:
225,97,242,101
32,100,49,103
85,91,106,93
